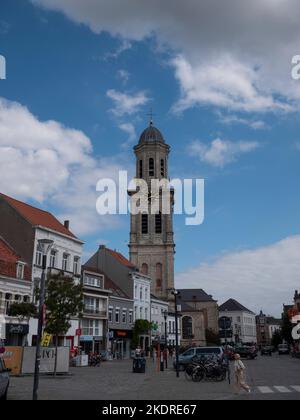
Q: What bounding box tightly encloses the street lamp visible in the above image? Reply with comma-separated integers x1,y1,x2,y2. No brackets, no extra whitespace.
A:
163,310,168,369
32,239,53,401
171,289,180,378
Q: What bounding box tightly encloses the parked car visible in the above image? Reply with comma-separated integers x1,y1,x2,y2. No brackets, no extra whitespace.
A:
278,344,290,355
0,357,10,400
261,346,273,356
175,346,224,370
235,345,258,359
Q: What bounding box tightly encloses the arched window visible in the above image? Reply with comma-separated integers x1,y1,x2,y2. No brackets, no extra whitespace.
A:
141,214,148,234
182,316,193,339
149,158,154,177
156,263,162,290
155,212,162,234
161,159,165,177
139,160,143,178
141,263,148,275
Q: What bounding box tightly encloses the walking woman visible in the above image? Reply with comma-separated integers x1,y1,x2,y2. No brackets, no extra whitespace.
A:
234,354,251,394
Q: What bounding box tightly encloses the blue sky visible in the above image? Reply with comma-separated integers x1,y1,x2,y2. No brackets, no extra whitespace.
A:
1,0,300,316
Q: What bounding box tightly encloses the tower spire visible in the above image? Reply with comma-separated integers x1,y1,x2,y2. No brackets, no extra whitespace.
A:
147,108,155,126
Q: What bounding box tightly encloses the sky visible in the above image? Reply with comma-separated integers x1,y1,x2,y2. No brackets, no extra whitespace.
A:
1,0,300,316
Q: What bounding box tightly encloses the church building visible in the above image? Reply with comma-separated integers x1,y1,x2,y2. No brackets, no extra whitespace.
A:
128,120,175,301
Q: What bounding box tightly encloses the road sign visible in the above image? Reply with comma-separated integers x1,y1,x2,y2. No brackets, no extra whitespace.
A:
41,333,52,347
75,328,82,336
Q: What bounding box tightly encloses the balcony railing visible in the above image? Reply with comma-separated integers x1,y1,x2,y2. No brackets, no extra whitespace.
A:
83,308,107,318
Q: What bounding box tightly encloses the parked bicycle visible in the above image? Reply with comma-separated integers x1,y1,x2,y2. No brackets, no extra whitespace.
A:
185,355,228,382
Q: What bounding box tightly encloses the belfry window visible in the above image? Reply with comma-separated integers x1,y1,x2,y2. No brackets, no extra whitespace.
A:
149,158,154,177
155,212,162,234
141,214,148,234
139,160,143,178
161,159,165,177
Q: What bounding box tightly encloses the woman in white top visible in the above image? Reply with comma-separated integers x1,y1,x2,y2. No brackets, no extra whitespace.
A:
234,353,251,393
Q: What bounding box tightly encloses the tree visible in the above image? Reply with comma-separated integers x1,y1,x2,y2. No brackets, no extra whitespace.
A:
8,302,37,318
132,319,152,349
206,328,221,345
44,274,84,375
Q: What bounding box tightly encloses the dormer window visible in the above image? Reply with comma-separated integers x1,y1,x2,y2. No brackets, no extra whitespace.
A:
16,262,25,279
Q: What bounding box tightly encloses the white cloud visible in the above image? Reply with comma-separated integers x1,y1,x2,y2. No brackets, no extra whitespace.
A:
188,138,259,168
217,113,267,130
118,122,136,148
104,39,132,61
171,55,293,114
176,235,300,316
0,97,127,236
106,89,149,117
31,0,300,113
117,69,130,85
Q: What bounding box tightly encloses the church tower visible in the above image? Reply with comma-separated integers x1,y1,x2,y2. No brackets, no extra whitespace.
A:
129,119,175,300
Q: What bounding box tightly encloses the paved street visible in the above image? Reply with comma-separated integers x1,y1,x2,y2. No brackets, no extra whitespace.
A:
7,353,300,400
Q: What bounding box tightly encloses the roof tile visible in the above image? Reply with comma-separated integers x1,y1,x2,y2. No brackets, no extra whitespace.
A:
0,193,77,239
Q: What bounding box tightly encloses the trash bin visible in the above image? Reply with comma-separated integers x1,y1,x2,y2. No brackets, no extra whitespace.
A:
132,357,146,373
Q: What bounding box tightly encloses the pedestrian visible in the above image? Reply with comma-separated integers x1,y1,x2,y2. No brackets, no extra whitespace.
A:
234,354,251,394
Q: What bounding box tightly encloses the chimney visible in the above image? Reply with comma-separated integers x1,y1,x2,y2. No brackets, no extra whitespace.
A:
64,220,70,230
99,245,106,250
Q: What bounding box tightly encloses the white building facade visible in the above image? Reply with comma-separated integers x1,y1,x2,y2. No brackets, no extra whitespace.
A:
28,225,84,348
132,272,151,322
219,299,257,345
150,296,181,347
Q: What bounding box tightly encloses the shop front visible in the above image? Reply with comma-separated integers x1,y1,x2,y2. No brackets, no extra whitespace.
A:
79,335,105,355
109,329,132,359
5,323,29,346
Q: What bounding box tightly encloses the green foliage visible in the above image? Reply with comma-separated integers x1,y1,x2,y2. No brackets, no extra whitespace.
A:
44,274,84,337
131,319,152,349
206,328,221,345
8,302,37,318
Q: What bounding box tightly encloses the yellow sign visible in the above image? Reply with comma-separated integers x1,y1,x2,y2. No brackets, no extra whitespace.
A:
41,333,52,347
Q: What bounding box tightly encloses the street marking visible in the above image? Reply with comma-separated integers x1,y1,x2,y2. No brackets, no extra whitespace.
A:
273,386,292,393
257,386,274,394
291,386,300,392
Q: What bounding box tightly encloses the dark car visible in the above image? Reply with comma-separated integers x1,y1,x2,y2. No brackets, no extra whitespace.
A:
175,346,224,370
235,345,257,359
261,346,272,356
0,357,10,400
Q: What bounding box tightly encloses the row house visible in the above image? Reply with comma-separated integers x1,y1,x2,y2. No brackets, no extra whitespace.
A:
80,265,134,359
86,245,152,351
0,193,84,349
0,237,32,346
256,311,282,346
150,295,181,347
219,299,257,345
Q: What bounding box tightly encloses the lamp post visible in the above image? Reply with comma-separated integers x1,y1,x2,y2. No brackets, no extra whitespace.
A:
163,310,168,369
171,289,180,378
32,239,53,401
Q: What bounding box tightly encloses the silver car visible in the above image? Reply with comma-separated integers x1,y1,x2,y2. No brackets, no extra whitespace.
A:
0,357,9,400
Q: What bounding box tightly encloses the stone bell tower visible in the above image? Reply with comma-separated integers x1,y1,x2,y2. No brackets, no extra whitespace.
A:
129,119,175,300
